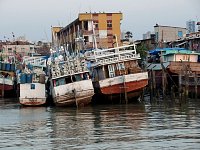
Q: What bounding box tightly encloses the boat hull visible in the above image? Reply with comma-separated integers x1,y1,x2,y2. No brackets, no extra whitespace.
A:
19,83,46,106
94,72,148,102
51,79,94,107
0,80,16,97
0,84,14,90
20,98,46,106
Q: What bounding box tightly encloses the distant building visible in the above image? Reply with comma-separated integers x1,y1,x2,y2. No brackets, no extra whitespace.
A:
35,41,51,56
186,20,196,34
166,31,200,51
143,31,151,40
197,22,200,32
154,24,186,47
0,41,35,57
52,12,123,52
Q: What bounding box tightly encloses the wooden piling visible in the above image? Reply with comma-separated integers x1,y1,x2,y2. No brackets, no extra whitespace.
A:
149,70,153,103
178,70,182,103
152,70,156,102
194,73,198,100
184,66,189,101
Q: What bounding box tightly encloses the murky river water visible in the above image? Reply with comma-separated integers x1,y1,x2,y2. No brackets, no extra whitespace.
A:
0,98,200,150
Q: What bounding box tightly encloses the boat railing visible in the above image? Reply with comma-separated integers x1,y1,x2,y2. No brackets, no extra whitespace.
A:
95,53,141,65
94,50,137,59
23,57,47,67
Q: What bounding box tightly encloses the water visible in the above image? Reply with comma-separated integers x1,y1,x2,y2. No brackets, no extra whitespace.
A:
0,98,200,150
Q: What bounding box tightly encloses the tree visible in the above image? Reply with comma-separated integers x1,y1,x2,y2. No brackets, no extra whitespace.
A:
136,43,148,60
125,31,133,41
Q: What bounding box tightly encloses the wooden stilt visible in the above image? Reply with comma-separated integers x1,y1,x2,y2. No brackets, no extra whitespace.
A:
123,75,128,104
2,76,5,97
179,71,182,103
149,70,153,103
162,67,167,101
185,67,189,101
194,73,198,100
152,70,156,102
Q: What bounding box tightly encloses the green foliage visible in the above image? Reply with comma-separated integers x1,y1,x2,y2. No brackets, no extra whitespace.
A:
136,43,148,60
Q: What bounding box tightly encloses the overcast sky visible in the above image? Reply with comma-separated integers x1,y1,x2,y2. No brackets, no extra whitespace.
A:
0,0,199,42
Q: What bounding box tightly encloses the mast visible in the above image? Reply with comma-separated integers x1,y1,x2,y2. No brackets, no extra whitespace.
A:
90,13,98,50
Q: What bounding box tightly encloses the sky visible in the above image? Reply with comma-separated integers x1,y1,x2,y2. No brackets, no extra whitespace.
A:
0,0,199,42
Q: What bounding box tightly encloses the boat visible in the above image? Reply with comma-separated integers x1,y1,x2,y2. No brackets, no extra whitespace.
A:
0,56,17,97
47,47,94,107
17,56,47,106
85,44,148,103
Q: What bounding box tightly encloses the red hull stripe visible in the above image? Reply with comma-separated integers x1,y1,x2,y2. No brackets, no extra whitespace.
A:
101,79,148,95
0,84,13,90
20,102,45,105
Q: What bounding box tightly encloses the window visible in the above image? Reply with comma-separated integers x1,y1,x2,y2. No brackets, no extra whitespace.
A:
107,21,112,28
83,21,88,30
108,64,115,78
21,48,25,52
156,32,159,42
84,36,89,42
183,55,189,61
178,31,183,38
93,21,98,29
117,63,125,70
31,84,35,89
8,48,12,52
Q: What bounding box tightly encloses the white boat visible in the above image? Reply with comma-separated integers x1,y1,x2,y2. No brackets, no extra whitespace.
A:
17,56,47,106
47,49,94,107
85,44,148,103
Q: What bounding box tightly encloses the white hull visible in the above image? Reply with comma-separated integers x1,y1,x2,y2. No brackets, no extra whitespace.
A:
99,72,148,90
51,79,94,107
19,83,46,106
0,77,14,86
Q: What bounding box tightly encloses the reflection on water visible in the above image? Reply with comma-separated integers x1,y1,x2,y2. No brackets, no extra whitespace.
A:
0,98,200,149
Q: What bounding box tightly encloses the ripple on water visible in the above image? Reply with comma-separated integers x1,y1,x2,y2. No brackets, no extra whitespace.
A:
0,99,200,149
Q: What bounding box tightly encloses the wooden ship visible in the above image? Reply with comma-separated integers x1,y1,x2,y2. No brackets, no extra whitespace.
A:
17,56,47,106
85,44,148,103
47,48,94,107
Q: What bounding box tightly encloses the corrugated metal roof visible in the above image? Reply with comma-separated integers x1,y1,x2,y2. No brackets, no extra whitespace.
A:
146,62,170,71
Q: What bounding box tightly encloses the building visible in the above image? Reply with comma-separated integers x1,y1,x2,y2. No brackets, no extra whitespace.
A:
186,20,196,34
52,12,123,52
154,24,186,47
169,31,200,51
0,40,36,62
143,31,151,40
197,22,200,32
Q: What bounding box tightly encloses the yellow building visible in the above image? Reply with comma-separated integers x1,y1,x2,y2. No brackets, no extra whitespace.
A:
52,12,123,52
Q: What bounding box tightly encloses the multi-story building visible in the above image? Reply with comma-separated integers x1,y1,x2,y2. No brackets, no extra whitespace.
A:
154,24,186,47
52,12,123,52
186,20,196,34
0,40,36,62
0,41,35,56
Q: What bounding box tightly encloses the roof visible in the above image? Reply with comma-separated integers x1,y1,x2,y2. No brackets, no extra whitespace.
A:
147,62,170,71
149,48,185,55
154,24,186,30
149,47,200,56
